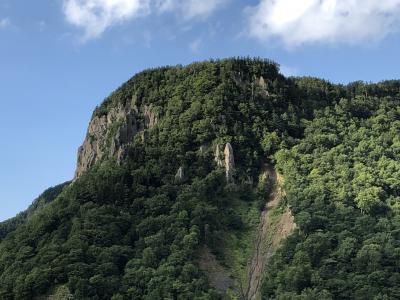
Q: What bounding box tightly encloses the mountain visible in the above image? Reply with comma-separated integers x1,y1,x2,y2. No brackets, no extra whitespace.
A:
0,182,69,241
1,58,400,299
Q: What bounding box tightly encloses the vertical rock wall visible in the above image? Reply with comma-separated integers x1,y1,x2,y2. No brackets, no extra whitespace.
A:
224,143,235,183
215,143,235,183
75,100,157,178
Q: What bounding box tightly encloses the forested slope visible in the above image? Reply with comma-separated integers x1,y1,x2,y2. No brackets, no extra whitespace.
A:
262,96,400,299
0,58,399,299
0,182,69,241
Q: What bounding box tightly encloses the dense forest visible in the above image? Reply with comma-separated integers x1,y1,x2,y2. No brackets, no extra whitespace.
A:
0,58,399,299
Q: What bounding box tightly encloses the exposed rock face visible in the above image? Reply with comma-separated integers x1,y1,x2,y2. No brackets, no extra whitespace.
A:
214,144,224,168
144,105,157,129
109,111,138,160
75,116,108,178
215,143,235,183
224,143,235,183
175,166,185,182
258,76,267,89
75,100,157,178
257,76,270,97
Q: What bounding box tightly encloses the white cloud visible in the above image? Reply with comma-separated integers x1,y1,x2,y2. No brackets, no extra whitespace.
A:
154,0,227,18
153,0,175,13
0,18,10,29
248,0,400,46
63,0,227,40
63,0,151,39
182,0,228,20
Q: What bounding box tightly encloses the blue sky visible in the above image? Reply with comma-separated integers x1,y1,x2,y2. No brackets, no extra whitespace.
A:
1,0,400,221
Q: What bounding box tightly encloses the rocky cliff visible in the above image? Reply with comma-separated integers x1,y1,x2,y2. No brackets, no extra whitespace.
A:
75,96,157,178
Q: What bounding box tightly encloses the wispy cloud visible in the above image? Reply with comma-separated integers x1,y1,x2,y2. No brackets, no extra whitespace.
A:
0,18,10,29
181,0,228,20
189,37,203,53
247,0,400,47
63,0,151,40
63,0,227,40
154,0,228,19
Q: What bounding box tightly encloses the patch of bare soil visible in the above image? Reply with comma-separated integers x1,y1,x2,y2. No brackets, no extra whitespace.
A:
243,164,296,300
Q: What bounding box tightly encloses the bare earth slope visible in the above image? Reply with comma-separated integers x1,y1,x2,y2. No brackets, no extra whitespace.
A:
197,163,296,300
243,164,296,300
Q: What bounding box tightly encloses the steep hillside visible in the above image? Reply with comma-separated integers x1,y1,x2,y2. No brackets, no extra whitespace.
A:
262,96,400,299
1,58,400,299
244,165,295,300
0,182,69,241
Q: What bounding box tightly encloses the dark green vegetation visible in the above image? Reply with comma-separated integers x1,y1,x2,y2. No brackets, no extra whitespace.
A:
0,182,69,241
0,58,400,299
262,96,400,299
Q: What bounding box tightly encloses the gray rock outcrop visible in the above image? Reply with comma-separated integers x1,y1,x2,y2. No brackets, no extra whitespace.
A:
75,99,157,178
257,76,270,97
144,105,157,129
258,76,267,89
214,143,235,183
175,166,185,182
214,144,224,168
224,143,235,183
